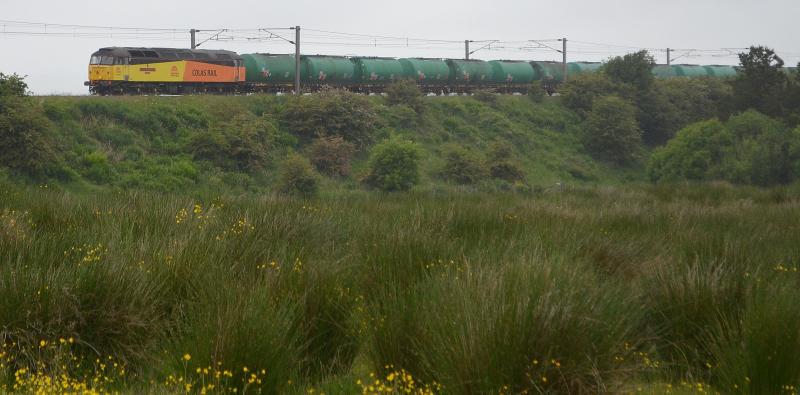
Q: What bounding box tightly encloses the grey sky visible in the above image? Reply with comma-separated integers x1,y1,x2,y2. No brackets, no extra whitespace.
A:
2,0,798,95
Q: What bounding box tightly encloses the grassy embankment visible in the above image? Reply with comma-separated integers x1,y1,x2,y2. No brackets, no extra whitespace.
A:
1,182,799,394
27,94,640,193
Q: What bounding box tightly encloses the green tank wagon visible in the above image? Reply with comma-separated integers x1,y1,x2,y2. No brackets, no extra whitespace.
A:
303,56,357,86
351,57,406,84
399,58,451,84
241,54,304,85
446,59,493,84
488,60,538,84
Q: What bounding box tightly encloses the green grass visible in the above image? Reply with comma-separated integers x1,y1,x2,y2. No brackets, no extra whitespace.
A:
1,181,799,393
31,94,640,194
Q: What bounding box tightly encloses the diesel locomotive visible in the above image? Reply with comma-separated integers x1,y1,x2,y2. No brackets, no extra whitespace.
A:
86,46,772,95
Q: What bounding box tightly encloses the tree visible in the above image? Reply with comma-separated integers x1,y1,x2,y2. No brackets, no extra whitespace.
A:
560,73,620,119
583,95,643,166
786,64,800,124
647,112,800,185
363,138,420,191
0,73,28,98
647,120,734,182
602,50,656,91
731,46,787,117
0,73,57,177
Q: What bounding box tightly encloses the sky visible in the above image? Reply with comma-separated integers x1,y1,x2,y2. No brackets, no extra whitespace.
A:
1,0,798,95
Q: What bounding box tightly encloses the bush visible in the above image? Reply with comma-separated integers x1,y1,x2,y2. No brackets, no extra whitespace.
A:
0,72,28,97
473,89,498,105
648,111,800,185
560,73,619,119
487,141,514,162
584,95,642,166
385,80,424,114
363,138,420,191
188,112,286,172
602,50,656,91
731,46,788,118
82,151,116,183
0,96,57,177
278,153,319,197
647,120,733,182
527,85,545,103
282,88,380,148
486,141,525,182
438,145,486,184
308,135,355,177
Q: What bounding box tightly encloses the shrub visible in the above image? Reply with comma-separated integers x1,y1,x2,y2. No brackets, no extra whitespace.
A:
486,141,525,182
188,112,286,172
0,72,28,97
473,89,498,105
487,141,514,162
725,110,793,185
308,136,355,177
602,50,656,91
648,112,800,185
383,104,419,130
527,85,545,103
385,80,424,114
363,138,420,191
657,77,733,130
278,153,319,197
489,162,525,182
647,120,733,182
560,73,618,119
0,96,58,177
731,46,788,118
281,88,379,148
584,95,642,165
82,151,116,183
438,145,486,184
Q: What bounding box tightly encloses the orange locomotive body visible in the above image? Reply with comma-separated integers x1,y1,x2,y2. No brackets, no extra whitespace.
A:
86,47,245,94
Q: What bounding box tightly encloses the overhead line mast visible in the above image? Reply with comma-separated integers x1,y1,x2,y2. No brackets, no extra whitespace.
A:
293,26,301,95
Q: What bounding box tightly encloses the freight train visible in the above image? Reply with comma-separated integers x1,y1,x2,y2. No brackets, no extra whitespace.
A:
86,46,793,95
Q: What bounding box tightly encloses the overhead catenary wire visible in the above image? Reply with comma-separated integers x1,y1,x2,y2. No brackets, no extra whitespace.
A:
1,19,798,66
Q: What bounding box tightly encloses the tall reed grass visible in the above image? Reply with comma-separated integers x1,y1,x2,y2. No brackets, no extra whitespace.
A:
0,182,798,393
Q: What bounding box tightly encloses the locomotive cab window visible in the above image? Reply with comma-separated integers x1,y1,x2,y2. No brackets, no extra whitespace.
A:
91,56,115,65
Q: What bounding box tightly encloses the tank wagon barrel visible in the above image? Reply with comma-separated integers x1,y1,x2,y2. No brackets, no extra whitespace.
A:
567,62,602,77
351,57,407,91
488,60,538,93
704,65,737,78
303,55,358,88
446,59,493,86
672,64,711,77
242,53,306,92
398,58,451,86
